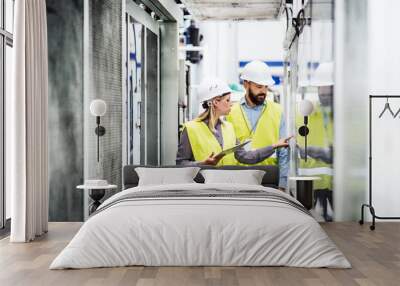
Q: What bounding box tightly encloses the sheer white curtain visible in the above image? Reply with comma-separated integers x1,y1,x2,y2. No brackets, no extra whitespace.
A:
9,0,49,242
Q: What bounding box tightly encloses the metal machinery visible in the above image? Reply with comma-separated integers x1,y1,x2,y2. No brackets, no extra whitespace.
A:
122,0,183,166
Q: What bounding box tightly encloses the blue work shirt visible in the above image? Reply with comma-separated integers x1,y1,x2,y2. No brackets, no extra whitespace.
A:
240,97,289,189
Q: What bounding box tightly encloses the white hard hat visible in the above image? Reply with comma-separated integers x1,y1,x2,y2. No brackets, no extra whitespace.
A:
240,60,275,86
299,62,334,87
197,78,231,103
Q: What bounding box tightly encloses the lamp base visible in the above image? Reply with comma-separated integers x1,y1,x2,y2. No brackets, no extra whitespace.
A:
95,126,106,136
298,125,309,136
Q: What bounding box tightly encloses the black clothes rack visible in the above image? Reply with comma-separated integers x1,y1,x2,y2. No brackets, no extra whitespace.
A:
360,95,400,230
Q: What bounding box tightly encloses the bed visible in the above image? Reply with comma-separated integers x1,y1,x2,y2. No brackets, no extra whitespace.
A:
50,165,350,269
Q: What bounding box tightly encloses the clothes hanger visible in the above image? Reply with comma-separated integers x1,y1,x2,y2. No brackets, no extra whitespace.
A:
393,106,400,118
378,97,395,118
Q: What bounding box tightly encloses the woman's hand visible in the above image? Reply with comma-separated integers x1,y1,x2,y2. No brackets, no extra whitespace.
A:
272,136,293,149
201,152,224,165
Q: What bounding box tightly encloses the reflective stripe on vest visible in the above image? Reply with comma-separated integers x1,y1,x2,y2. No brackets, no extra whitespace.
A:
226,100,282,166
184,120,237,166
299,157,333,190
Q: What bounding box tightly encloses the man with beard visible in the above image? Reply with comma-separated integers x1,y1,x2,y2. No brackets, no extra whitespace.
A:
226,60,289,191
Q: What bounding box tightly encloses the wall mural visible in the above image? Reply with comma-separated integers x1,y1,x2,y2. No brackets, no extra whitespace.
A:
46,0,335,221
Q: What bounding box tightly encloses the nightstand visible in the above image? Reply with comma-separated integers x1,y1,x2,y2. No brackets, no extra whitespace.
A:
289,177,321,210
76,184,117,215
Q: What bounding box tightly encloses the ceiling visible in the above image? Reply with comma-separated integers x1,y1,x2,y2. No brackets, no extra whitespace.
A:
180,0,283,21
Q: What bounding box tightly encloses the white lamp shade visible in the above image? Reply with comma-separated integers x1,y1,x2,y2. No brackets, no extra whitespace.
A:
90,99,107,116
298,99,314,116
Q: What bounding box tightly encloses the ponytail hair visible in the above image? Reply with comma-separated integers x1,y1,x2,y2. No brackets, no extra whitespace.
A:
196,100,219,133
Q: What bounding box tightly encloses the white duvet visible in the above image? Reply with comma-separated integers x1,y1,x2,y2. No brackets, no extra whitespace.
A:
50,183,351,269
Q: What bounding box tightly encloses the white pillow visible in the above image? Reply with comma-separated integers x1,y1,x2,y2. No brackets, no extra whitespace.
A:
200,169,265,185
135,167,200,186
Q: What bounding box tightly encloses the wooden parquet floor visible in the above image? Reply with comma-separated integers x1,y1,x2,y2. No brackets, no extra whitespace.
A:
0,222,399,286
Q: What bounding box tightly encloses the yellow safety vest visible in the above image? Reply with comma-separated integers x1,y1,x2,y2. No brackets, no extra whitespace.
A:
225,100,282,166
184,120,237,166
296,104,333,190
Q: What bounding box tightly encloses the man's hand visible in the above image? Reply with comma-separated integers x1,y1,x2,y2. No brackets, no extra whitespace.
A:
202,152,224,165
273,136,293,149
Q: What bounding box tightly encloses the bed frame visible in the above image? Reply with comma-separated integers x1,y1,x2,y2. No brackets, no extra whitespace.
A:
123,165,279,190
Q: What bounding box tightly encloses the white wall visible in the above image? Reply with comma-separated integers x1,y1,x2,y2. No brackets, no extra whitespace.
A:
335,0,400,221
370,98,400,219
334,0,369,221
366,0,400,219
368,0,400,94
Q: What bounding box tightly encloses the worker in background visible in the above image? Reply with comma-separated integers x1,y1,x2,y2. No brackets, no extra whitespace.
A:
176,78,291,166
297,62,334,221
226,61,289,191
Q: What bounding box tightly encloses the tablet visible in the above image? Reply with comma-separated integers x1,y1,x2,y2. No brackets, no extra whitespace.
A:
216,140,251,157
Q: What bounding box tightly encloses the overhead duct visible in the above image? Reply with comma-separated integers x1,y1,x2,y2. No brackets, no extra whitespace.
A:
180,0,282,21
137,0,183,23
